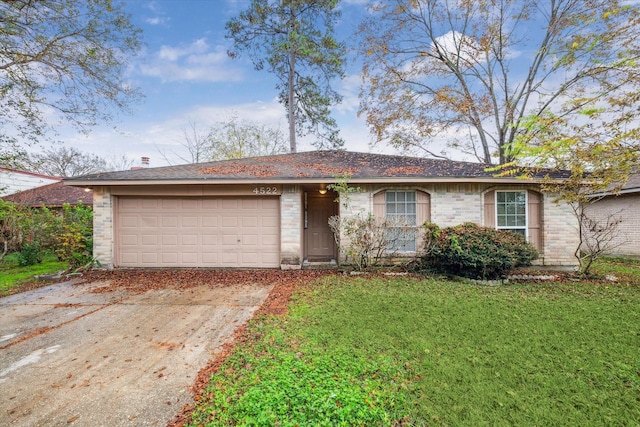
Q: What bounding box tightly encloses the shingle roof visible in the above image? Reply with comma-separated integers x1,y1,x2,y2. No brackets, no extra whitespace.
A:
64,150,563,185
2,181,93,207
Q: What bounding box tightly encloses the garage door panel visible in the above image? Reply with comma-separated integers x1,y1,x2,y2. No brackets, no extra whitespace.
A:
161,199,178,209
202,253,218,263
120,234,138,245
140,216,158,227
242,216,258,227
222,199,238,209
222,216,238,227
181,199,198,209
162,253,177,263
181,234,198,245
162,235,178,245
142,199,160,209
202,235,218,245
242,234,258,245
119,215,138,227
162,216,178,227
141,253,158,264
202,216,218,227
141,235,157,245
117,197,279,268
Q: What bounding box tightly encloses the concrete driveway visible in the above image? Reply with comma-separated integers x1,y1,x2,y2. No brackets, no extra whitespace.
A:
0,277,273,426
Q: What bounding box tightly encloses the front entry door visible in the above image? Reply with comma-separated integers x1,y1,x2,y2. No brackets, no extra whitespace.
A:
305,192,337,259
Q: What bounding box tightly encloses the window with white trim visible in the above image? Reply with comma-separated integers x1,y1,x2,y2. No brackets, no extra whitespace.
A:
385,190,417,252
496,191,527,237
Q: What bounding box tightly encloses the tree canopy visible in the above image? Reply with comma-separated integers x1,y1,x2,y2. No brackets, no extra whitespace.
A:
159,117,289,165
358,0,640,165
0,0,142,156
226,0,346,152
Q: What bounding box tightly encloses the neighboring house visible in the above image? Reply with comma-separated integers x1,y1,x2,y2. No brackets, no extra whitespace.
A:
584,173,640,257
0,168,60,197
64,151,578,269
2,181,93,208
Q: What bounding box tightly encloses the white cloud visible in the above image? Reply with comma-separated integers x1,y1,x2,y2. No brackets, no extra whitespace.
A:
145,16,168,25
139,39,242,82
335,73,361,114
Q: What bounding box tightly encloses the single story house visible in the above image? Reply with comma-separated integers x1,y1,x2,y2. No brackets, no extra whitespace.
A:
584,173,640,257
2,181,93,208
64,151,578,269
0,168,60,197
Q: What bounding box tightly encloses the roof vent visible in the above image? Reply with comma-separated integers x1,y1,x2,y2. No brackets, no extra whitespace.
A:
141,156,150,167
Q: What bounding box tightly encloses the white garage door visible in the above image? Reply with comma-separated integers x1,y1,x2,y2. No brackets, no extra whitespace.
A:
116,197,280,268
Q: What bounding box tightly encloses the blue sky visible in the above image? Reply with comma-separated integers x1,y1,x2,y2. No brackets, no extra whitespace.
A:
64,0,380,168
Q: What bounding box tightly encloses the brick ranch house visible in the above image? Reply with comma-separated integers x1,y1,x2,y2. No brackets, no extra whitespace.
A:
64,151,578,269
584,173,640,258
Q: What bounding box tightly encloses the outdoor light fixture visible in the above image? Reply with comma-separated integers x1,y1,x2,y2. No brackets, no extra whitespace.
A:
319,184,327,195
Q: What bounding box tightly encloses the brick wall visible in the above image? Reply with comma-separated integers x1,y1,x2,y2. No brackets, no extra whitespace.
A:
280,185,303,268
584,193,640,257
540,192,580,265
341,183,578,267
92,186,114,268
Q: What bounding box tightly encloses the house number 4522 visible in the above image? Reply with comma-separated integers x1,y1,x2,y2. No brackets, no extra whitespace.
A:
252,186,278,195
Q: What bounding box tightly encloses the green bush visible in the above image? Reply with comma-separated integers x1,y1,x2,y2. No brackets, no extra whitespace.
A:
54,203,94,270
421,222,538,279
17,242,44,266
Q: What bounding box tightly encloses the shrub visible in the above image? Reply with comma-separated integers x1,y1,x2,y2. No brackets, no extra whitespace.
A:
54,203,94,270
421,222,538,279
17,242,44,266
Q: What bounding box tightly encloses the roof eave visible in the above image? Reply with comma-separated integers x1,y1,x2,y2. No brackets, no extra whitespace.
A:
64,176,544,187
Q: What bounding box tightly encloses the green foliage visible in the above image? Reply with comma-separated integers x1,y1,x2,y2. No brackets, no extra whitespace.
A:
0,200,58,252
54,203,94,269
499,108,639,276
0,200,93,270
17,242,43,266
226,0,346,151
421,222,538,279
189,317,401,426
188,265,640,426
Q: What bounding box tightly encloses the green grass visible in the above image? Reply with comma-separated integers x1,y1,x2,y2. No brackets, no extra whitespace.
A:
0,252,68,295
189,259,640,426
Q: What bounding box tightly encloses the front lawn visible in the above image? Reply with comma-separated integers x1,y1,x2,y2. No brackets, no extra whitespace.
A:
0,252,68,296
188,259,640,426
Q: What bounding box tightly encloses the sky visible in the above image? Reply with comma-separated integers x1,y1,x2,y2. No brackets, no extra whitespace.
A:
62,0,384,168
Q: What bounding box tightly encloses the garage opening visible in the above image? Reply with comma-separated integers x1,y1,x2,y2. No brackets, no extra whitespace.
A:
116,197,280,268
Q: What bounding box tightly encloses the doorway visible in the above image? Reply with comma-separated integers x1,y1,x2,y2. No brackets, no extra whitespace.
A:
304,191,338,261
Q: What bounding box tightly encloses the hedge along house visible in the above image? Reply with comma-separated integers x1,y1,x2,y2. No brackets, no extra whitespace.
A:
64,151,578,269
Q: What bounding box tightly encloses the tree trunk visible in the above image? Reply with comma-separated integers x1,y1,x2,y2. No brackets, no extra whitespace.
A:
288,50,297,153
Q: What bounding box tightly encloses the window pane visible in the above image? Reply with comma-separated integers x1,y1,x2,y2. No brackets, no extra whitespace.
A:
496,191,527,237
385,191,418,252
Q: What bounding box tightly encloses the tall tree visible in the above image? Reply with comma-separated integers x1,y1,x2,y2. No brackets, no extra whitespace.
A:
0,0,142,156
226,0,346,152
358,0,640,164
